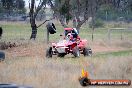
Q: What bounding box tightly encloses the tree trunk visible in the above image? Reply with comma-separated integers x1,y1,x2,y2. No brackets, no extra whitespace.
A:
30,20,37,40
30,9,37,40
59,15,68,28
30,16,38,40
73,16,77,28
30,0,37,40
75,0,89,33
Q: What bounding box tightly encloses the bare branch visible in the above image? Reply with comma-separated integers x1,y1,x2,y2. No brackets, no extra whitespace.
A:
38,0,42,7
77,16,89,29
48,0,58,12
28,0,31,9
58,17,68,28
76,0,89,29
34,0,47,18
49,0,68,28
37,18,54,28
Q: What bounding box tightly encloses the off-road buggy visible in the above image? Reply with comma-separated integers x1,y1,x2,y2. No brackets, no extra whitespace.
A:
46,28,92,58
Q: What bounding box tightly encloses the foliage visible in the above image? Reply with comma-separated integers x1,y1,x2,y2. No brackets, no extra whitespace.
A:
96,3,132,21
0,0,26,14
51,0,132,26
59,1,72,23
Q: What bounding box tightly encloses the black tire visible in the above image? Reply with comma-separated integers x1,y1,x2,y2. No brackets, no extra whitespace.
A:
46,23,56,34
0,84,33,88
57,53,65,58
79,77,91,87
0,27,3,38
73,47,80,57
0,51,5,61
83,48,92,56
46,47,52,58
0,84,18,88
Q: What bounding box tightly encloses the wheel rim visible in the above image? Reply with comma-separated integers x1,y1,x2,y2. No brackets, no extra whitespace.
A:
77,50,80,57
88,49,92,56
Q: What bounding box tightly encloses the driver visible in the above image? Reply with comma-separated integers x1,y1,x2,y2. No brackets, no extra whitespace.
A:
66,33,73,41
71,28,79,39
66,28,80,42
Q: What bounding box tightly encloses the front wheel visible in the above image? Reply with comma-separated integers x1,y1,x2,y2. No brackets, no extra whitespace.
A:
46,47,52,58
73,47,80,57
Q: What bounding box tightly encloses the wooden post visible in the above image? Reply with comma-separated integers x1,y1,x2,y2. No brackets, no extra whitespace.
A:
92,29,94,42
105,11,108,21
91,17,95,42
108,29,111,41
47,29,49,44
120,29,124,40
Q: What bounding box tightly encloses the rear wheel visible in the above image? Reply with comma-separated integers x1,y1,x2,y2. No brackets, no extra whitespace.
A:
73,47,80,57
46,47,52,58
83,48,92,56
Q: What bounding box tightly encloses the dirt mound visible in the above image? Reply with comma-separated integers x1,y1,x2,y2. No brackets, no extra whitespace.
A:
0,42,17,50
6,42,46,58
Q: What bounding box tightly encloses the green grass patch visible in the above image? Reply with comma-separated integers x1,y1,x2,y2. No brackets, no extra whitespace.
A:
1,21,132,42
94,50,132,58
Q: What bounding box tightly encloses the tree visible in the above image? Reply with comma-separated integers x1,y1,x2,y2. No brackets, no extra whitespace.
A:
0,0,26,14
13,0,26,14
1,0,13,10
1,0,13,15
47,0,131,42
49,0,131,30
29,0,53,40
28,0,132,40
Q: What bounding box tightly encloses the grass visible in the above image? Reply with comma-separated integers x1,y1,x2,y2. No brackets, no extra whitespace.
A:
0,53,132,88
94,50,132,58
1,21,132,42
0,21,132,88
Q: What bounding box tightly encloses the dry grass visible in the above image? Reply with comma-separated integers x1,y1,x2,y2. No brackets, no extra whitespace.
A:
0,41,132,88
0,57,81,88
0,54,132,88
0,21,132,88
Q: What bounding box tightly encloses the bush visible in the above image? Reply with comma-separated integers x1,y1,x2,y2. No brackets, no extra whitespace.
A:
89,19,104,28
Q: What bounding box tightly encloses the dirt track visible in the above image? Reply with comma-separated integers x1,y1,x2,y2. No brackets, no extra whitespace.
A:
92,44,125,53
4,41,131,58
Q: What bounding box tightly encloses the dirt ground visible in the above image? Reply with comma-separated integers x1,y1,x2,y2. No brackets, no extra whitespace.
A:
4,41,131,58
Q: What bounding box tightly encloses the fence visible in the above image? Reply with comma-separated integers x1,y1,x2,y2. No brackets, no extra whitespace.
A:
107,28,132,42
